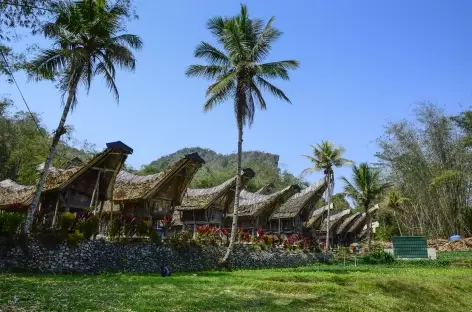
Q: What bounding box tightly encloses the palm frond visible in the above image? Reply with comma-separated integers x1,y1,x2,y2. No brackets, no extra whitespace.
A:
186,65,228,79
257,60,299,80
94,62,119,101
113,34,143,50
194,41,230,66
255,76,291,103
252,16,282,61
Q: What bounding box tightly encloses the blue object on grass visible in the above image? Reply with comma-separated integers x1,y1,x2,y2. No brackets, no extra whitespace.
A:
449,235,461,241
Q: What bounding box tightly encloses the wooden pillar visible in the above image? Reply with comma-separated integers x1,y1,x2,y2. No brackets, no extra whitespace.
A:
192,210,196,238
98,200,105,233
278,218,281,235
90,170,101,208
51,195,61,229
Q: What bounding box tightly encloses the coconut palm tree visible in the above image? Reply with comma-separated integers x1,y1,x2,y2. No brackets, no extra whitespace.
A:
186,4,299,263
301,141,352,249
384,190,409,236
342,163,391,249
23,0,142,233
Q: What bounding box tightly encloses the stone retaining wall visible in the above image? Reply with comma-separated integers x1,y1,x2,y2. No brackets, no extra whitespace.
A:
0,239,323,273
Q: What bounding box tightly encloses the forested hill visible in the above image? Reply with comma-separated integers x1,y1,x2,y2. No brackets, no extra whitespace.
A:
137,147,306,192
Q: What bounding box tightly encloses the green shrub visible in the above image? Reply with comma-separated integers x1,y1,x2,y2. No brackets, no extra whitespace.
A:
66,230,84,247
0,212,25,236
136,219,150,237
166,231,194,249
76,216,99,239
108,218,122,239
60,212,75,232
375,225,396,242
361,251,395,264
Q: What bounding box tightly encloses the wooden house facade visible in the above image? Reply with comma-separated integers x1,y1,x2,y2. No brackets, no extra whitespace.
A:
174,168,256,233
102,153,205,223
268,178,326,235
232,184,301,235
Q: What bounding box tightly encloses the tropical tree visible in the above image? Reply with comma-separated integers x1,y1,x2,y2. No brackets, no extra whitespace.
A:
342,163,391,249
301,141,352,249
23,0,142,233
383,190,409,236
186,4,299,263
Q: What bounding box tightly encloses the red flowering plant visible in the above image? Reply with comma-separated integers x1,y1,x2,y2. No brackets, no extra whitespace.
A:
237,230,251,243
196,225,221,246
161,215,173,228
121,215,136,237
256,228,265,237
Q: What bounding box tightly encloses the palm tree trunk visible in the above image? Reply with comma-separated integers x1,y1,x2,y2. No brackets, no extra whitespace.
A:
222,115,243,264
394,210,403,236
366,211,372,250
23,86,76,233
325,172,333,250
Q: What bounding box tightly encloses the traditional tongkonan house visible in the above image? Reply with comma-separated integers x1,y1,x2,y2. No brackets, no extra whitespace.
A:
102,153,205,226
173,168,256,235
335,212,362,246
0,141,133,227
304,203,331,237
233,184,301,235
319,208,352,246
268,178,326,235
346,205,379,241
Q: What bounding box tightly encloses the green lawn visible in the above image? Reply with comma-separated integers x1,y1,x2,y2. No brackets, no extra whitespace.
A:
1,260,472,312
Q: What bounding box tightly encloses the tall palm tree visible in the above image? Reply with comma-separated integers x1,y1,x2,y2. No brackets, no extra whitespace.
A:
301,141,352,249
23,0,142,233
186,4,299,263
342,163,391,249
384,190,409,236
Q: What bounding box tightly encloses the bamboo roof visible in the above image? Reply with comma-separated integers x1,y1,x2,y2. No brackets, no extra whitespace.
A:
176,168,255,211
236,184,301,218
111,153,205,203
270,178,326,219
347,205,379,235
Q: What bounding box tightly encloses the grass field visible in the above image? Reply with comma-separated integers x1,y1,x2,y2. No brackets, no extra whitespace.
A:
1,252,472,312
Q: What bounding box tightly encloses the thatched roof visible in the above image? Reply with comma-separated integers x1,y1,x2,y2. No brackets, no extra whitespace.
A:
255,183,276,195
112,153,205,203
237,184,301,218
0,141,132,210
43,141,132,200
304,203,332,228
0,179,34,211
320,209,352,232
176,168,255,211
336,212,362,235
270,178,326,219
347,205,379,235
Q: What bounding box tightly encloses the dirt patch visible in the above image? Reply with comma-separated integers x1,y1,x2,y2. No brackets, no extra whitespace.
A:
428,237,472,251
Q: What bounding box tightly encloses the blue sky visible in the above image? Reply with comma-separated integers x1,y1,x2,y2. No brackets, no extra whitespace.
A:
2,0,471,191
